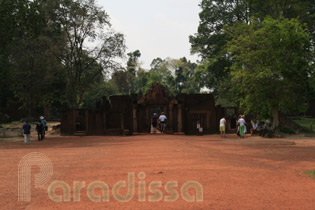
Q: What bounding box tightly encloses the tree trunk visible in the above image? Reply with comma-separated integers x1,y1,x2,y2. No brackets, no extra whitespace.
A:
272,109,279,130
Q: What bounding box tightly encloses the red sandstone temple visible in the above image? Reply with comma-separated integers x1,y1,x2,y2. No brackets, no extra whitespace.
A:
61,83,237,135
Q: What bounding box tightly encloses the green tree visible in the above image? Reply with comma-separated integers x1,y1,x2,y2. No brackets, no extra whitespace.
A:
226,17,310,128
51,0,125,108
111,70,136,95
148,58,175,95
174,57,199,94
190,0,314,102
147,57,199,95
0,0,20,105
0,0,66,117
82,80,117,109
136,69,150,95
189,0,250,95
189,0,250,60
127,50,141,76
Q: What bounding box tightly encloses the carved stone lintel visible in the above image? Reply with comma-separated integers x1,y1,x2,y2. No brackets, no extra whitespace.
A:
138,83,169,105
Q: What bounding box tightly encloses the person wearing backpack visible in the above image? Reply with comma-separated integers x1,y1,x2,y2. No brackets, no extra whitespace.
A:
40,116,47,139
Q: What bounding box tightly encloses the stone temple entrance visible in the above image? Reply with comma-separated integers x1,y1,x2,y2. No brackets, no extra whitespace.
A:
61,83,236,135
149,106,164,134
150,106,163,116
136,84,170,133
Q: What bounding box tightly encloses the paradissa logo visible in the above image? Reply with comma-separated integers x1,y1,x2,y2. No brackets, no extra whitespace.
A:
19,153,203,203
48,172,203,202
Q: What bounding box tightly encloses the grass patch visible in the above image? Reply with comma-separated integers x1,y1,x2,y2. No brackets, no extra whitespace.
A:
279,127,296,134
303,170,315,178
293,117,315,133
0,136,15,138
0,121,23,128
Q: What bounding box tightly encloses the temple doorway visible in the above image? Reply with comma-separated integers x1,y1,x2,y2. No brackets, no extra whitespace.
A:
75,109,86,132
150,106,162,117
149,106,167,133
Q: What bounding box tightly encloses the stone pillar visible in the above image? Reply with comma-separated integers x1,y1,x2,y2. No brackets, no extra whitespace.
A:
85,110,89,133
133,105,137,133
146,106,150,133
168,103,173,133
177,104,183,133
73,110,76,133
103,112,107,133
121,113,125,131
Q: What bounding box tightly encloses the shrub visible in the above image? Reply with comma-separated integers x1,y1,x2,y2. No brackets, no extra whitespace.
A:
279,127,295,134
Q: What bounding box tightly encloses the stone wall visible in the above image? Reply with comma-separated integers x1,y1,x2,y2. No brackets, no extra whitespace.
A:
60,83,230,135
307,100,315,117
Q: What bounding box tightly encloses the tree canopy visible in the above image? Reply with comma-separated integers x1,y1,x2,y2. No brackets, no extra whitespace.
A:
0,0,313,122
189,0,314,125
0,0,126,119
226,17,310,127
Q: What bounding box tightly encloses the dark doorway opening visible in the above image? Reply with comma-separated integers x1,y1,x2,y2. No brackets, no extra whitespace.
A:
148,105,167,133
75,110,86,131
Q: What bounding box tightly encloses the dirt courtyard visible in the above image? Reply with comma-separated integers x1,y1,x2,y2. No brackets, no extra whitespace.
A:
1,134,315,210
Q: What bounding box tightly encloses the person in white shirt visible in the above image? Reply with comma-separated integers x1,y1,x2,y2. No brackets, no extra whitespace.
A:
250,120,258,136
237,115,247,138
159,112,167,133
219,117,226,138
196,120,203,136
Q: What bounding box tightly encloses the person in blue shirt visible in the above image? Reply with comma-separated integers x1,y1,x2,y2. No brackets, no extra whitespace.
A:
40,116,47,139
23,121,31,144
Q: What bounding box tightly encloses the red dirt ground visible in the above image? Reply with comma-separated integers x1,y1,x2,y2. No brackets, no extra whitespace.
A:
1,134,315,210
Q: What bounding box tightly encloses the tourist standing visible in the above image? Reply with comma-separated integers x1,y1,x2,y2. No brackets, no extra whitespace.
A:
237,115,247,138
236,114,241,137
23,121,31,144
36,120,44,141
219,117,226,138
40,116,47,139
159,112,167,133
196,120,201,136
151,113,158,133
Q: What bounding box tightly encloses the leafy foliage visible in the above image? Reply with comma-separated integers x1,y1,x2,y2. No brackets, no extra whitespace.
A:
50,0,126,108
226,17,310,123
190,0,314,123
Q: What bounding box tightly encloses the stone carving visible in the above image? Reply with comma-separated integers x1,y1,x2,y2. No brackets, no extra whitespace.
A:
139,83,169,105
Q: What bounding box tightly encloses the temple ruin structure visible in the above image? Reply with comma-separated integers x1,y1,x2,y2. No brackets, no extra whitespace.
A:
61,83,237,135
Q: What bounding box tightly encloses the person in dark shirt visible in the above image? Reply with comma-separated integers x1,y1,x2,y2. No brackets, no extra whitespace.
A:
23,121,31,144
36,120,44,141
151,113,158,133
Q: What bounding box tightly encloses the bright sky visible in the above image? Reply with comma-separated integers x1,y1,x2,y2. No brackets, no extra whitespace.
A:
97,0,201,69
